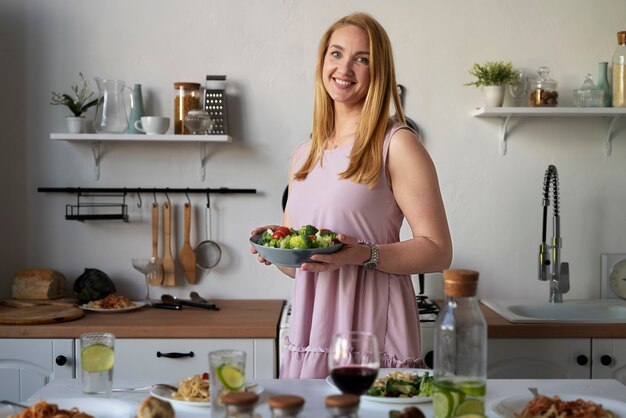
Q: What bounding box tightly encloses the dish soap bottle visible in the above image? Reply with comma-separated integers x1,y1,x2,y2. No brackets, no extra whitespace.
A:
433,269,487,418
612,31,626,107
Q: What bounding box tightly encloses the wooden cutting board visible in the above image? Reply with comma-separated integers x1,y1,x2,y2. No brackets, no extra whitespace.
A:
0,305,84,325
0,297,78,308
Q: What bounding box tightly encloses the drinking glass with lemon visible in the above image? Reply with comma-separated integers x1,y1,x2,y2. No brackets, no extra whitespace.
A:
209,349,246,415
80,332,115,396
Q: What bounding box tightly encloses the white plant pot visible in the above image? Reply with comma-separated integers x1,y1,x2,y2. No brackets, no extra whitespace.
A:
66,116,85,134
483,85,506,107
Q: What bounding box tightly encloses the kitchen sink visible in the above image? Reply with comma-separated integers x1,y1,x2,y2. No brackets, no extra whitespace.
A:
481,298,626,323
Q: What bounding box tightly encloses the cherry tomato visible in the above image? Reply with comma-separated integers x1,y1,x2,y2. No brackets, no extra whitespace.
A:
273,231,286,240
309,235,316,241
202,372,209,380
276,226,291,235
319,228,330,233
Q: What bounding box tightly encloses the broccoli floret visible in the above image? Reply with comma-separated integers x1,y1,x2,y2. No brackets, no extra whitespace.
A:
298,224,319,236
317,229,337,238
315,234,335,248
289,235,307,249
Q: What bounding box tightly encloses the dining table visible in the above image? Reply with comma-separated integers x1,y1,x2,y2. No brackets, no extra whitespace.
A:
8,376,626,417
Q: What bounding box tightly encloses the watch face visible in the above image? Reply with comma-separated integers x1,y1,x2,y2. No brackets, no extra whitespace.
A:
609,259,626,300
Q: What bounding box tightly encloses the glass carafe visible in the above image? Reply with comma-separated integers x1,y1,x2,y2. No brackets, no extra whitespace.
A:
94,78,130,133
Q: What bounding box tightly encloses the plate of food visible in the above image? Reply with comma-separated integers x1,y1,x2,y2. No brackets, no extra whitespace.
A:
150,373,264,409
489,393,623,418
250,225,343,268
11,398,136,418
79,294,145,312
326,368,434,404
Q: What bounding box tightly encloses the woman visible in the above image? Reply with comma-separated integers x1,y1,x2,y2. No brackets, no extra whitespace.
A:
251,12,452,379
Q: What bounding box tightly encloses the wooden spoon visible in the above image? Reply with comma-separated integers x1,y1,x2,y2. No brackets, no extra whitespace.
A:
179,202,197,283
148,202,164,285
162,201,176,287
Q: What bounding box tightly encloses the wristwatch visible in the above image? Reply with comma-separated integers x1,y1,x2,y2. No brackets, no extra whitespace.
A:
358,240,379,270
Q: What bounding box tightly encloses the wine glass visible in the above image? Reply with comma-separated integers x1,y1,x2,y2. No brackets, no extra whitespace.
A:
131,257,161,302
328,331,380,395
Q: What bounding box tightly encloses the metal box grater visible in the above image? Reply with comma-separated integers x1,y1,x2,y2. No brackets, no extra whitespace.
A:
204,75,229,135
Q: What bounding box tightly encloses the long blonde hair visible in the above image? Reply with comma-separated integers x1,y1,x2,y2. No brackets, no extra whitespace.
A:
293,12,406,188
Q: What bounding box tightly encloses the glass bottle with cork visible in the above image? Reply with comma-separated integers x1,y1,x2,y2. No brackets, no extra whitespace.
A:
612,31,626,107
433,269,487,418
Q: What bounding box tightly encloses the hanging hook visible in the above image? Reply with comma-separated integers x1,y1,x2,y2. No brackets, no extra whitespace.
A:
185,189,191,204
165,188,171,205
153,189,157,204
206,190,211,209
136,188,142,208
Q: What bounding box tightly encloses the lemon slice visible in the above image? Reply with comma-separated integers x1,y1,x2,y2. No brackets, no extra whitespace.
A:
433,391,453,418
81,344,114,373
216,364,245,391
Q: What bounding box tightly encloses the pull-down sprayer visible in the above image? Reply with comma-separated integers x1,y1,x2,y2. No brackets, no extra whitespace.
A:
538,165,569,303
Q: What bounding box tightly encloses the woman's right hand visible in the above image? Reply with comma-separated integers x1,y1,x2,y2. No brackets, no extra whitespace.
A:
249,225,280,265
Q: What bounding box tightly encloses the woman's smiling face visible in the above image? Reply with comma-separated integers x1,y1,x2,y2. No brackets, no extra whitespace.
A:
322,24,371,108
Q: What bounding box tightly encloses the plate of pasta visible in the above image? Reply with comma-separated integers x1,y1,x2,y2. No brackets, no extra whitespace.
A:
150,373,263,409
489,393,623,418
79,295,146,312
5,398,136,418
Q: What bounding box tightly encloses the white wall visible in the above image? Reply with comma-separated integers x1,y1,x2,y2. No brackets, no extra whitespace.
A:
1,0,625,303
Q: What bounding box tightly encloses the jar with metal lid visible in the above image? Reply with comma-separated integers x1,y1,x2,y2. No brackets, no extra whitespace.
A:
529,66,558,107
174,82,202,134
268,395,305,417
325,394,359,418
222,391,259,418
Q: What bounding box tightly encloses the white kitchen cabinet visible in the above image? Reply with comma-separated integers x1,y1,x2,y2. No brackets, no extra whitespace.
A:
488,338,590,379
0,339,74,402
75,338,276,382
591,338,626,384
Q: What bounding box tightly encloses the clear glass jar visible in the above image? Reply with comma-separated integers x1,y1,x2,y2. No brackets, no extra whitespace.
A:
268,395,305,417
573,74,605,107
184,110,213,134
222,391,259,418
174,82,202,134
612,31,626,107
433,269,487,418
325,394,359,418
529,66,558,107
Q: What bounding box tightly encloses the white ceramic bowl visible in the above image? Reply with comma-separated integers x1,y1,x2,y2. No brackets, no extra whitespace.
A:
249,233,343,268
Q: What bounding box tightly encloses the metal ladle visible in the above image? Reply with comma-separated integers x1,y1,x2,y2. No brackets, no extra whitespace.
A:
195,193,222,271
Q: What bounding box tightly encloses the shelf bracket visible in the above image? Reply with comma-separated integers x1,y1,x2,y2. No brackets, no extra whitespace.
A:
605,115,621,156
499,115,512,156
90,141,102,181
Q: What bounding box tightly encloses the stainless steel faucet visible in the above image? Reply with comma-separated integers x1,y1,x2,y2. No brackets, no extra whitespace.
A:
538,165,569,303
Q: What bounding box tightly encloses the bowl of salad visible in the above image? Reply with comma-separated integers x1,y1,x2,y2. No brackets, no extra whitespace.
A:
250,225,343,268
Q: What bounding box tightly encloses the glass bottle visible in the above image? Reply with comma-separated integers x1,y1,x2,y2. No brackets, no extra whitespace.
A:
268,395,305,417
597,62,611,107
433,269,487,418
174,82,202,134
325,394,359,418
612,31,626,107
222,391,259,418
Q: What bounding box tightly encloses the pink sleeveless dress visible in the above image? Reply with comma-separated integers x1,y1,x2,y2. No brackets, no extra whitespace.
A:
282,124,423,379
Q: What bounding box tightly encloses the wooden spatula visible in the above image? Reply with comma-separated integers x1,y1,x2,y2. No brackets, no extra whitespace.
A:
162,201,176,287
179,202,197,283
149,202,164,285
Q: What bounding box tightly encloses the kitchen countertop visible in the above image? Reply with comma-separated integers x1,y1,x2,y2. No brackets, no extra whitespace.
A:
0,299,284,339
17,377,626,418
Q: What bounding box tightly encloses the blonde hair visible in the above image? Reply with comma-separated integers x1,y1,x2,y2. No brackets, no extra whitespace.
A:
293,12,406,188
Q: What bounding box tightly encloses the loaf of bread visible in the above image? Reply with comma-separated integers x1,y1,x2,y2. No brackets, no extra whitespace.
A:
137,396,175,418
11,269,66,300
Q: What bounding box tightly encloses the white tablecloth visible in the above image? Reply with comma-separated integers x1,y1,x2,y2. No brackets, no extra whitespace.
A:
22,377,626,417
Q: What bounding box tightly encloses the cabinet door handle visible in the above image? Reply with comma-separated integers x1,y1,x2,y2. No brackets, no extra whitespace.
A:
156,351,195,359
576,355,588,366
600,355,613,366
55,355,67,366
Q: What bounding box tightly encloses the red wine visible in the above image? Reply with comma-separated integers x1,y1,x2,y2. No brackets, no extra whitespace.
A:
330,366,377,395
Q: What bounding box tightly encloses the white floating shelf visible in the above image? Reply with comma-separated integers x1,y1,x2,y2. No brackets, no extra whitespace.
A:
471,107,626,156
50,133,232,180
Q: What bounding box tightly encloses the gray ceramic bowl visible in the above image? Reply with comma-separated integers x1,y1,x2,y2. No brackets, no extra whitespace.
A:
250,233,343,268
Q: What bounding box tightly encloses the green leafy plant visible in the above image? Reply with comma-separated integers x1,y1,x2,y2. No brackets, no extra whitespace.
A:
50,72,99,117
465,61,516,87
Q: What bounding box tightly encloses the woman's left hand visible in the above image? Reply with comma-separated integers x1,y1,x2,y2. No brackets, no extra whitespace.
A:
301,233,368,272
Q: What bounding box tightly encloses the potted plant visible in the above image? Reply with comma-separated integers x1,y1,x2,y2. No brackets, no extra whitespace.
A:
50,72,99,133
465,61,516,107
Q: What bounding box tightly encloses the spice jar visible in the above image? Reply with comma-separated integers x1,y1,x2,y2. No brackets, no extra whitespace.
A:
325,394,359,418
174,82,202,134
268,395,305,417
222,391,259,418
529,66,558,107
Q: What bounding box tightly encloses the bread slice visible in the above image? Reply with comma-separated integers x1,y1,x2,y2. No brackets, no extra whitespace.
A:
12,269,66,300
137,396,175,418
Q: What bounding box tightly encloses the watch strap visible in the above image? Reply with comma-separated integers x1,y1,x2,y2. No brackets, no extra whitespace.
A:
358,240,379,270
